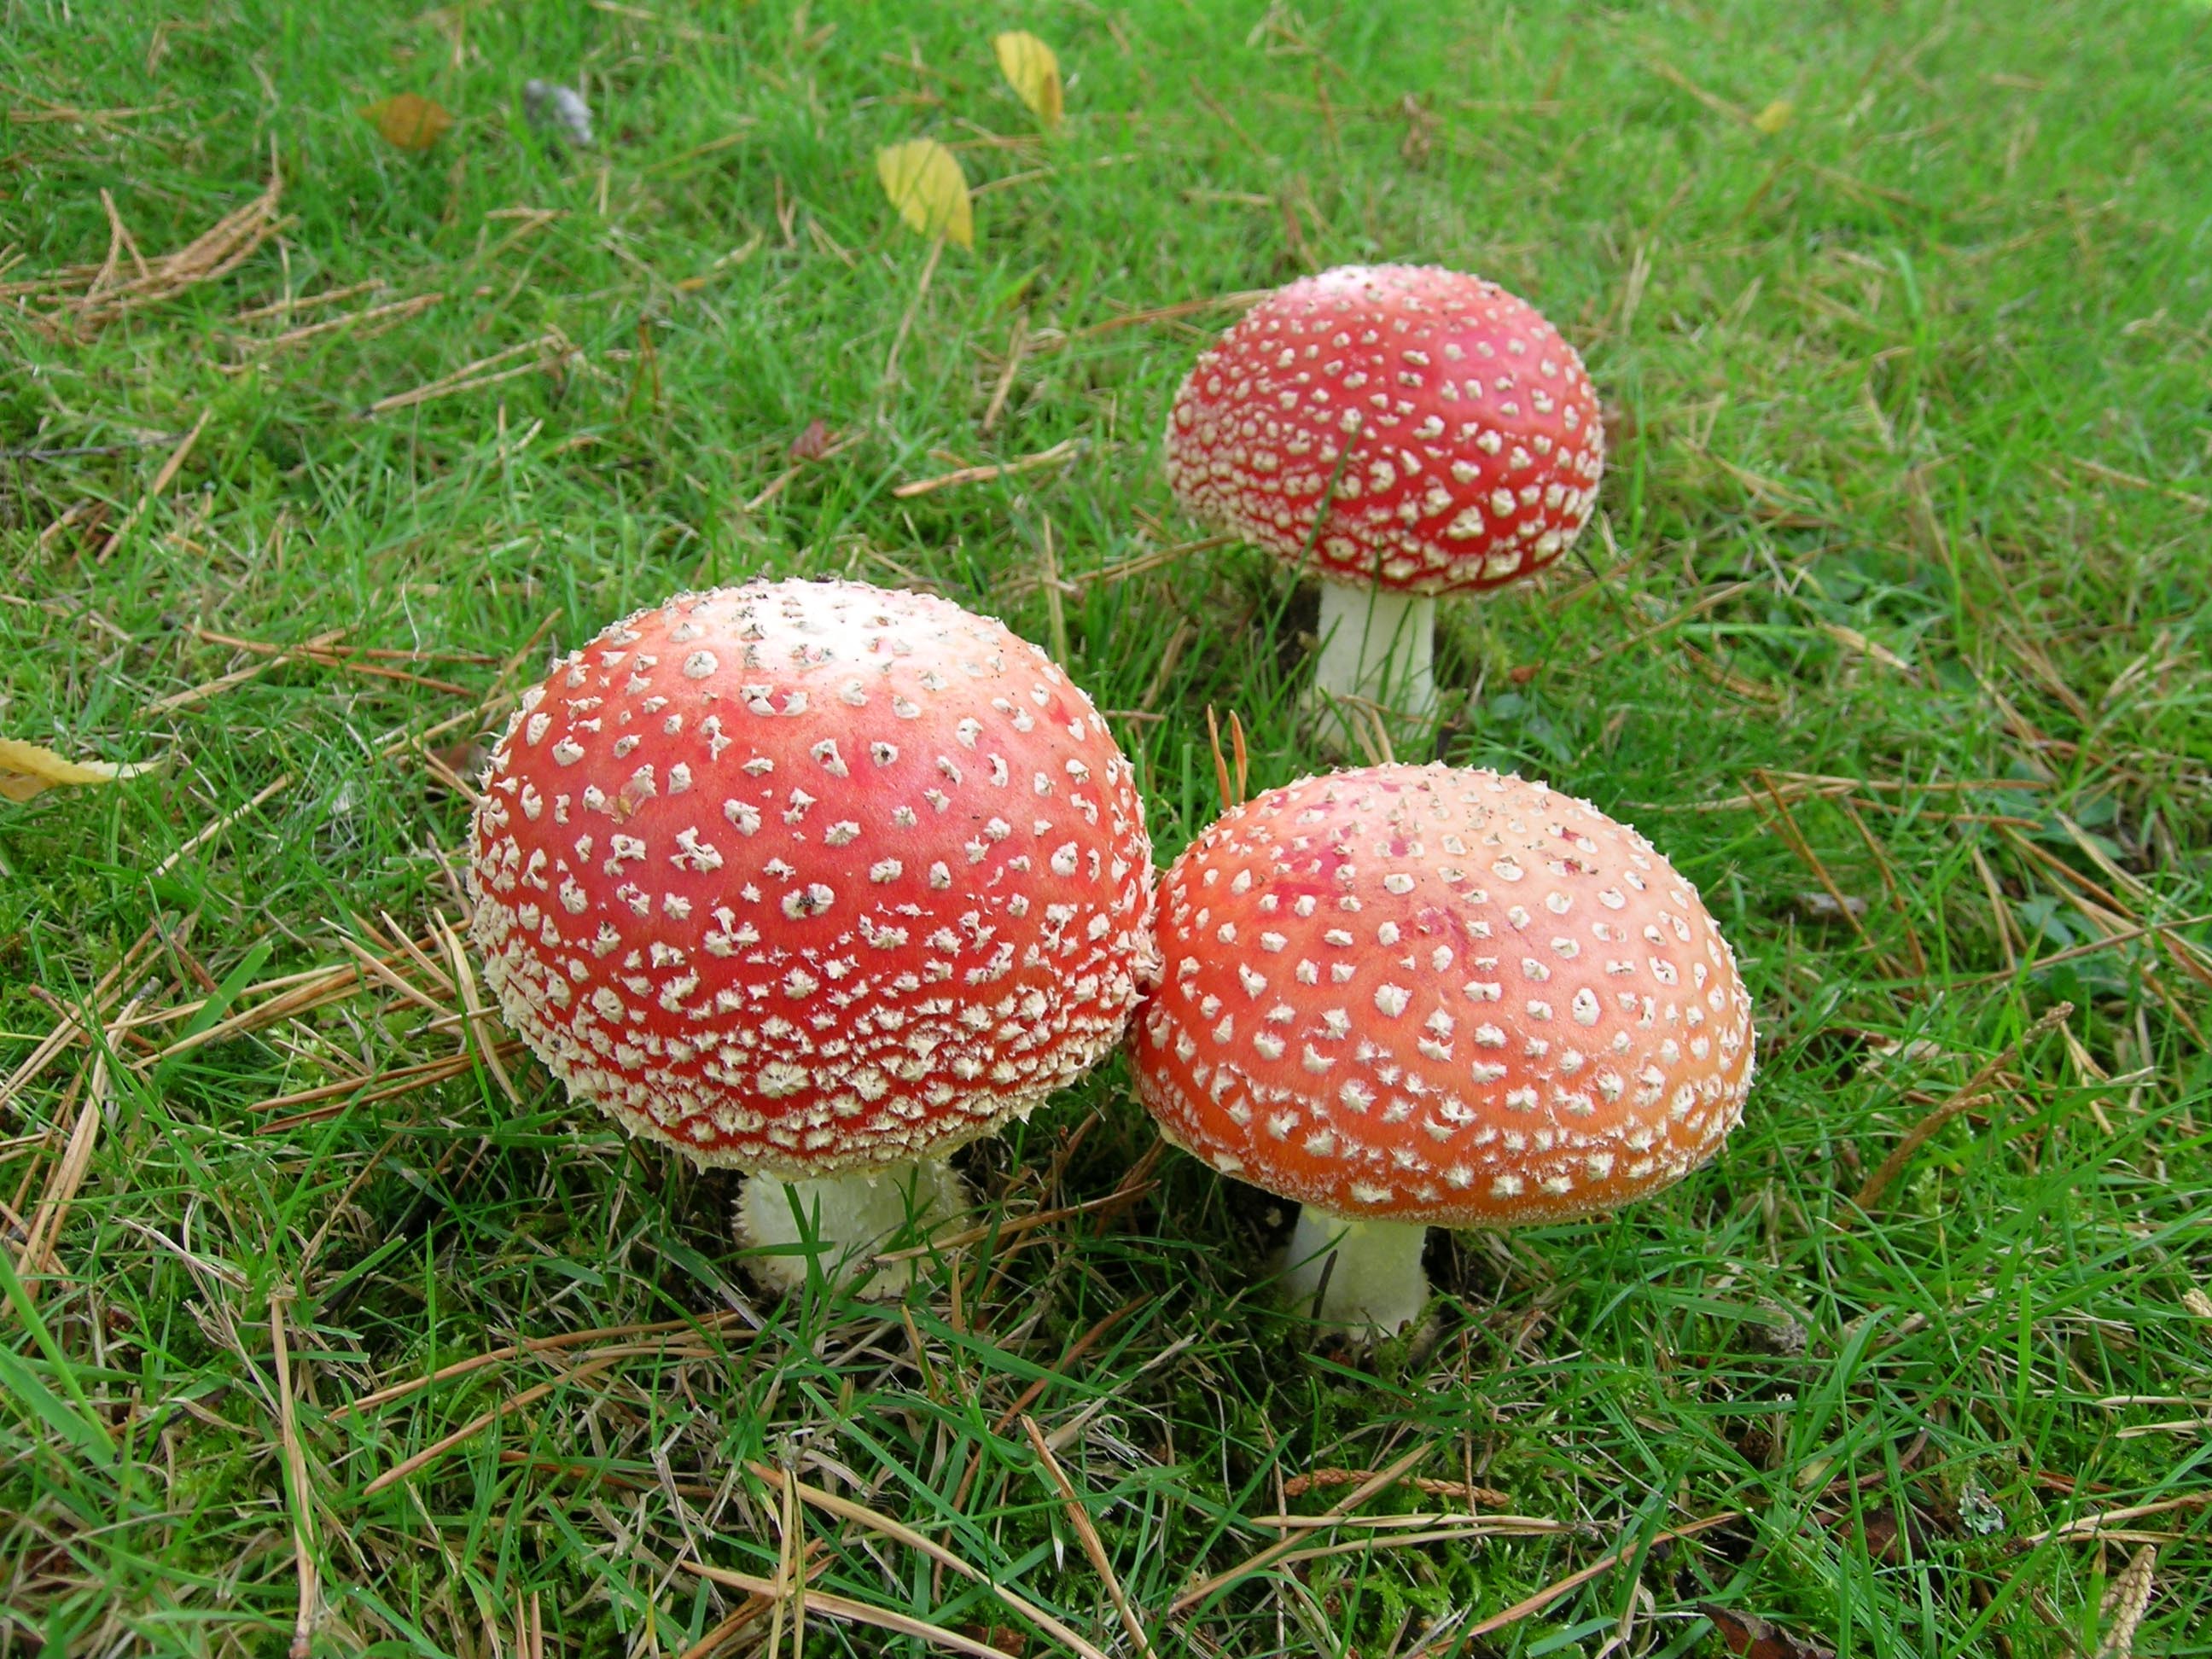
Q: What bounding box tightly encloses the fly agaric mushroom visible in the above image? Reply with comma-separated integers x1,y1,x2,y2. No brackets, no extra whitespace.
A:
469,579,1154,1296
1163,265,1603,740
1132,763,1751,1337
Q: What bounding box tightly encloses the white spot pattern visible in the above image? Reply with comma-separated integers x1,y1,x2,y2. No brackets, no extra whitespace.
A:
469,578,1155,1178
1163,265,1605,598
1132,764,1754,1227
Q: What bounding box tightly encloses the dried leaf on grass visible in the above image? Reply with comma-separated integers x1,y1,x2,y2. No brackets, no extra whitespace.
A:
876,139,974,249
789,418,836,461
0,739,159,804
1701,1605,1837,1659
362,92,454,151
994,32,1063,129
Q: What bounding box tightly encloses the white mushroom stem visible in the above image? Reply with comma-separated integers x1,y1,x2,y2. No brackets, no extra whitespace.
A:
1282,1206,1430,1336
736,1158,969,1300
1312,581,1437,742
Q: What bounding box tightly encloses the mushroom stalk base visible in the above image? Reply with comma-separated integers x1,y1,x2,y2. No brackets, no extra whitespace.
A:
736,1159,969,1301
1310,582,1437,748
1282,1207,1430,1337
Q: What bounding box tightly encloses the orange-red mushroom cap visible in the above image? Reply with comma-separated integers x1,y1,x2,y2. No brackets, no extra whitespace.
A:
469,579,1154,1177
1132,765,1751,1227
1164,265,1603,597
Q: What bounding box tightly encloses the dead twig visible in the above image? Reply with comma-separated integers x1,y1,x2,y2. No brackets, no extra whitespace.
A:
365,333,573,416
873,1185,1157,1264
1173,1440,1440,1613
754,1462,1115,1659
34,166,283,335
676,1543,830,1659
981,311,1028,434
1022,1415,1161,1659
2017,1494,2210,1547
1448,1512,1739,1647
1062,289,1271,345
337,1312,744,1417
147,630,349,715
363,1354,625,1496
151,774,295,879
95,410,208,564
2069,459,2212,514
270,1289,320,1658
15,996,145,1289
892,437,1086,499
1280,1468,1513,1508
1848,1002,2074,1216
882,234,945,390
229,291,444,362
435,916,521,1105
677,1563,1023,1659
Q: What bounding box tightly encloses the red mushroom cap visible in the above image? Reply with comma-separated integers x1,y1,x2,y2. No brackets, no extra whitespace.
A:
469,579,1154,1177
1163,265,1603,597
1132,765,1751,1227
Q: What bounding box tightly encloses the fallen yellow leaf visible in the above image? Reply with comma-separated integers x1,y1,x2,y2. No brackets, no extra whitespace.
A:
876,138,974,250
994,31,1063,130
0,739,158,805
362,92,455,152
1753,98,1795,135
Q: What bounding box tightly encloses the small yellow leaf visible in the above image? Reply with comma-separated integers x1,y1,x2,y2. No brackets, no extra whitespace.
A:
993,31,1063,130
362,92,455,152
0,739,157,805
876,138,974,250
1752,98,1795,135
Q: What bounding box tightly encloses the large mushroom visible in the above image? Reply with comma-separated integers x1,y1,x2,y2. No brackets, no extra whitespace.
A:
1163,265,1603,740
469,578,1154,1296
1132,764,1752,1337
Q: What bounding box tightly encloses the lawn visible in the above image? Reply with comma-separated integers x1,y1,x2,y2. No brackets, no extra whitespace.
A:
3,1,2210,1656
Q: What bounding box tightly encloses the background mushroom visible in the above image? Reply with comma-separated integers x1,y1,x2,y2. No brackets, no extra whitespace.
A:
1163,265,1603,742
470,578,1154,1296
1132,763,1752,1337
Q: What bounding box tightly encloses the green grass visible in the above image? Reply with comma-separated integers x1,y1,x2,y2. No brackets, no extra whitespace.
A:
4,0,2211,1654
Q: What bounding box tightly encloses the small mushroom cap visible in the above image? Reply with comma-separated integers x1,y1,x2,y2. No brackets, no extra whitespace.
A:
1132,765,1752,1227
469,579,1154,1178
1163,265,1603,597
